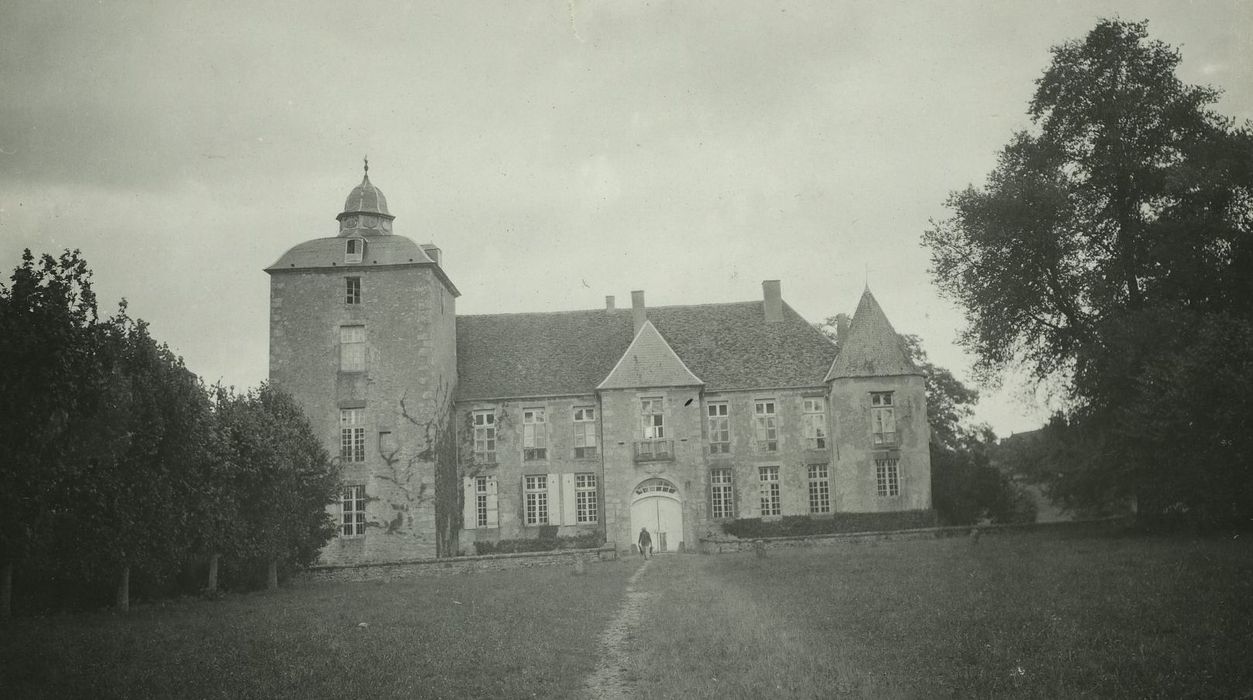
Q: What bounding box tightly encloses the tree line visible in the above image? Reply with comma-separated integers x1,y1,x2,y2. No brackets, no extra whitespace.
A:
924,19,1253,529
0,250,341,618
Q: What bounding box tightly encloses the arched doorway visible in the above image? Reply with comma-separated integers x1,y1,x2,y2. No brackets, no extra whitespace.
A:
630,478,683,553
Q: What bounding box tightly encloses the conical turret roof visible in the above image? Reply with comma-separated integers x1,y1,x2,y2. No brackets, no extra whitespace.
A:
824,288,921,381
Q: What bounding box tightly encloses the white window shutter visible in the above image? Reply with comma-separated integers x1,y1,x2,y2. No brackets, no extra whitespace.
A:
562,473,577,524
547,473,562,525
884,408,897,434
462,477,476,530
486,477,499,528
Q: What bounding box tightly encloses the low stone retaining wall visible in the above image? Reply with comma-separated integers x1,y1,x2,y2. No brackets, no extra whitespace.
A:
304,545,618,583
698,515,1133,554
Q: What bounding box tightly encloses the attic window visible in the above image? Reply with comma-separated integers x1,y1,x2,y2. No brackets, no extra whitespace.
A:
345,238,364,263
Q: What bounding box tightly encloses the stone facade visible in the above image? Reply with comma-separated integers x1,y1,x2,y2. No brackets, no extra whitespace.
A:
269,169,933,566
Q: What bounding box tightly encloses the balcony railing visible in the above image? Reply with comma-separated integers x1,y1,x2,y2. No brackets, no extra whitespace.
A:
633,439,674,462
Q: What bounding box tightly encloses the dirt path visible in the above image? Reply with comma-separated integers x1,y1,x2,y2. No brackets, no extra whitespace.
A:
580,557,654,699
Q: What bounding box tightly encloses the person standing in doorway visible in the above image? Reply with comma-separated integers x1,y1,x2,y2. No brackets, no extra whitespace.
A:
638,527,652,559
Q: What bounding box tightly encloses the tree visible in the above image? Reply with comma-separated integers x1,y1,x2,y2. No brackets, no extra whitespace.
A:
0,250,104,619
216,384,338,590
923,19,1253,526
62,307,215,611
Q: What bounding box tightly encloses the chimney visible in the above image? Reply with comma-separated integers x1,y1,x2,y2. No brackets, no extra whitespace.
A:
762,280,782,322
605,295,615,311
835,313,851,346
631,290,647,334
420,244,442,266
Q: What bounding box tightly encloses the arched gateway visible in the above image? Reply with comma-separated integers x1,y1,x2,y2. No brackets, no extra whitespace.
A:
629,478,683,553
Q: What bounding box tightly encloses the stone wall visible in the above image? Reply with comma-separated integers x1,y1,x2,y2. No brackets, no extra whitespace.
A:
828,374,931,512
270,263,458,565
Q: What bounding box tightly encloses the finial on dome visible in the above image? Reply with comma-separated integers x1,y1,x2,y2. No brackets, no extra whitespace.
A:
363,155,369,178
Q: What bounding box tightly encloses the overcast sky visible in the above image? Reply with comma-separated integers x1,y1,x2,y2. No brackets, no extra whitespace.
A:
2,1,1250,435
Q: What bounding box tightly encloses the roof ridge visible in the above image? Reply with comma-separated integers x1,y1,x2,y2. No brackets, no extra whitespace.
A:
459,299,764,320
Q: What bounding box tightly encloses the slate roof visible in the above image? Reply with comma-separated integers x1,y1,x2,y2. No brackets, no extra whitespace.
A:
597,321,703,390
342,173,391,216
266,235,434,271
455,300,839,401
824,289,921,380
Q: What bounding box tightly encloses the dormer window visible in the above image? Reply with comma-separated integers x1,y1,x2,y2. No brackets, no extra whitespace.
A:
345,238,364,263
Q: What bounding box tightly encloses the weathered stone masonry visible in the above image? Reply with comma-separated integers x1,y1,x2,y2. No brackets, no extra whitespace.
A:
269,168,934,566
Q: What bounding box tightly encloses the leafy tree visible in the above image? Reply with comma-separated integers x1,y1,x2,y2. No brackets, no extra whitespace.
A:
923,19,1253,527
0,250,104,619
62,307,215,611
216,384,339,589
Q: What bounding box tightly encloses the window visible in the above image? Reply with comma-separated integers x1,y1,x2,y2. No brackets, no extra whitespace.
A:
641,397,664,439
707,402,730,454
345,238,363,263
803,398,827,449
876,458,901,497
576,473,598,523
523,409,547,460
871,392,897,446
378,431,396,456
754,400,778,451
711,468,734,519
808,464,831,514
574,407,597,458
475,476,495,528
472,410,496,462
759,466,781,516
524,474,549,525
463,475,498,529
341,485,366,536
345,277,361,304
340,409,365,462
340,326,365,372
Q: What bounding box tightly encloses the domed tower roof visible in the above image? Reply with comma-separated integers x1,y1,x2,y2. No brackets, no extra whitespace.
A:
342,171,390,216
336,158,396,237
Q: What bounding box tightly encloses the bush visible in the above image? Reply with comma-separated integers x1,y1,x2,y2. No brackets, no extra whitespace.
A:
721,511,937,539
471,532,602,556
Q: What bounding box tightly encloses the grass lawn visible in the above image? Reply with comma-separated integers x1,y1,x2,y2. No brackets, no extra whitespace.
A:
623,532,1253,698
0,558,639,699
2,532,1250,698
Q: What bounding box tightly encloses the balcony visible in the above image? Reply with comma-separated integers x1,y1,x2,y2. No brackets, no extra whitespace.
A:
633,439,674,462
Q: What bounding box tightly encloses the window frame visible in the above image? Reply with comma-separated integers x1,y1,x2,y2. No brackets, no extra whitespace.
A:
340,484,366,537
710,468,734,519
641,397,665,440
807,463,831,514
522,408,548,461
524,474,549,525
875,458,901,497
345,276,361,305
871,392,897,447
339,408,366,463
471,410,496,463
339,325,366,372
575,472,598,524
707,401,731,454
758,465,781,517
573,406,598,459
754,400,778,452
345,237,364,263
803,397,827,450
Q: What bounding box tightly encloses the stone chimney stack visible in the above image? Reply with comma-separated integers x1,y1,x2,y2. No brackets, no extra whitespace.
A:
836,313,851,346
605,295,615,310
762,280,783,322
420,244,442,266
631,290,647,334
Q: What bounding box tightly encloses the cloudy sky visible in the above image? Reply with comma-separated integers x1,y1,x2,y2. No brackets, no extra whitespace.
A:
2,1,1250,435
